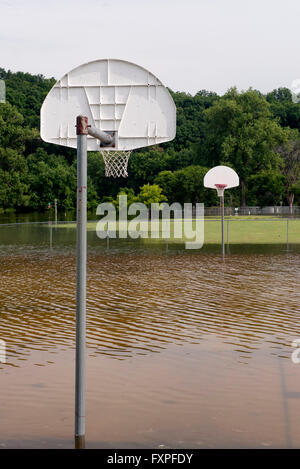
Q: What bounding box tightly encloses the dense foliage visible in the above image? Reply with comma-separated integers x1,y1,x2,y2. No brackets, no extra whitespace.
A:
0,67,300,213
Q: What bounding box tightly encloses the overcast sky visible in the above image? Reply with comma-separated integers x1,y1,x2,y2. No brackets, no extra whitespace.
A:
1,0,300,95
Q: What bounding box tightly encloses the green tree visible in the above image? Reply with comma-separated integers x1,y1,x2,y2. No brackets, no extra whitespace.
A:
155,165,217,206
26,149,99,211
1,66,298,213
154,171,178,202
26,149,76,210
168,90,219,152
0,103,37,210
276,137,300,213
204,88,287,206
247,170,285,206
266,87,300,131
136,184,167,207
112,187,137,210
128,148,169,191
0,68,55,129
174,165,212,205
0,102,38,151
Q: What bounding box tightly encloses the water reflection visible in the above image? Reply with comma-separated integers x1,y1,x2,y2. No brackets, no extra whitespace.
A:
0,224,300,448
1,247,299,363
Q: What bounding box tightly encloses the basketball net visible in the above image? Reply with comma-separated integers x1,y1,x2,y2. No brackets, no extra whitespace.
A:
100,150,131,178
215,184,227,197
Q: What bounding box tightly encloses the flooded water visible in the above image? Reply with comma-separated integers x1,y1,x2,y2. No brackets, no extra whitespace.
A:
0,224,300,448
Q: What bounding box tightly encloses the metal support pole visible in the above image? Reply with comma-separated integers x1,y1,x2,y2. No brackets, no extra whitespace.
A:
164,219,169,253
107,230,110,250
49,221,52,250
286,218,289,252
226,219,229,253
54,199,57,224
87,125,114,145
75,116,88,449
220,195,225,256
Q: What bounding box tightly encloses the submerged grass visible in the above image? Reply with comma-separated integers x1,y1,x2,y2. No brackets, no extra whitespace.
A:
52,217,300,245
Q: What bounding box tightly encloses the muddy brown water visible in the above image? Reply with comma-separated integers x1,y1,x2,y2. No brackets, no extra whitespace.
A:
0,225,300,448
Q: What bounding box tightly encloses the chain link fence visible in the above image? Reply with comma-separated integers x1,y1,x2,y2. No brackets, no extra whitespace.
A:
204,206,300,217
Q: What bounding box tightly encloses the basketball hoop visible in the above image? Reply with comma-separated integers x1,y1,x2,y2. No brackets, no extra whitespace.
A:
99,149,131,178
204,166,239,257
40,58,176,449
215,184,227,197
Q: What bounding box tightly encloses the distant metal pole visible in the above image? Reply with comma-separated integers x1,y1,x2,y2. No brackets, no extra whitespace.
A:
75,115,88,449
286,218,289,251
226,219,229,253
164,219,169,253
220,195,225,256
107,230,109,250
54,199,57,224
49,221,52,250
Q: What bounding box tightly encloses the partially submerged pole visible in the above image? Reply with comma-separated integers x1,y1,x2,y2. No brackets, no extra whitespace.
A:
220,193,225,256
214,184,227,256
49,220,52,250
54,199,58,224
75,116,88,449
226,219,229,253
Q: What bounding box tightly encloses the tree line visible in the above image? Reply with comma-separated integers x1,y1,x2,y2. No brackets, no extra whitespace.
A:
0,67,299,214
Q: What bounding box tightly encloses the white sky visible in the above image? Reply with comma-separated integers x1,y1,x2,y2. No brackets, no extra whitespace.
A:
1,0,300,95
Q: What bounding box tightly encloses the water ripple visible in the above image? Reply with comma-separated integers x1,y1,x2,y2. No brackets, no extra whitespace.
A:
0,251,299,363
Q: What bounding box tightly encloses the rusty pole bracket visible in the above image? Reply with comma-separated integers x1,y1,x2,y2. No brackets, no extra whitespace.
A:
76,115,88,135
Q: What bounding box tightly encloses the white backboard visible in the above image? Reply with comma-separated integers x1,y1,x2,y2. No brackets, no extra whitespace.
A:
40,59,176,151
204,165,239,190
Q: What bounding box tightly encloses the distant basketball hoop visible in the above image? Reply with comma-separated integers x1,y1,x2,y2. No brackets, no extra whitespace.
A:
204,166,239,256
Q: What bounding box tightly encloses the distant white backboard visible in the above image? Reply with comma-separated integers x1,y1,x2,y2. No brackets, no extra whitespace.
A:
41,59,176,151
204,165,239,190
